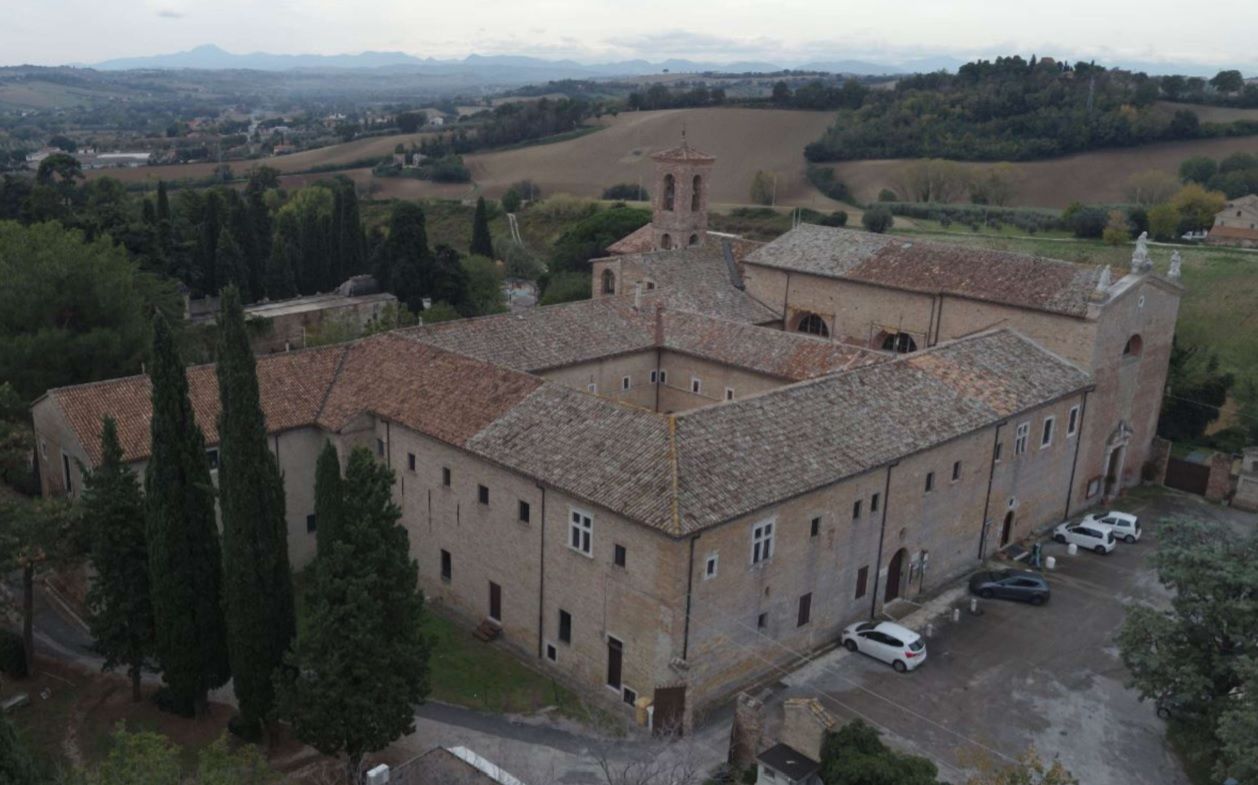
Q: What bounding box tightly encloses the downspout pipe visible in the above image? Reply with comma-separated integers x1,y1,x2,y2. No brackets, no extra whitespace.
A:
536,483,547,659
869,461,898,618
978,422,1005,560
1062,391,1090,521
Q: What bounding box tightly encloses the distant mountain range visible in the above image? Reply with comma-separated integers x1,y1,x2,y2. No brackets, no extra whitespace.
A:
89,44,962,78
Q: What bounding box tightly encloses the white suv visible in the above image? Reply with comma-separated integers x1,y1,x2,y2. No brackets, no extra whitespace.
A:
840,620,927,673
1081,511,1142,543
1052,521,1116,554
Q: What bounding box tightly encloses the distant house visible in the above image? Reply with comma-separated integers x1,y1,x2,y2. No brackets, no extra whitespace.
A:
428,114,446,127
757,743,822,785
1206,194,1258,248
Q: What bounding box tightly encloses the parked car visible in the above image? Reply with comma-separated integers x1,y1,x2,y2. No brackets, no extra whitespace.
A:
1081,510,1141,543
840,620,927,673
968,569,1050,605
1052,521,1116,554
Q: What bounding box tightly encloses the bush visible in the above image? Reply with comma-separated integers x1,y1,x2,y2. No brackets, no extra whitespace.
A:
1062,202,1108,239
539,272,592,306
750,171,774,205
509,179,542,202
0,629,26,678
805,165,850,202
501,189,521,213
818,210,849,227
531,194,599,223
862,206,894,233
601,183,648,201
550,206,651,273
880,202,1063,234
878,188,898,202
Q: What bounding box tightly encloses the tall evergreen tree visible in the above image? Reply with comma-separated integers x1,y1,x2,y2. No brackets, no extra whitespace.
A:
373,201,432,312
216,286,296,740
145,312,230,716
0,712,38,785
216,227,250,302
470,196,494,259
84,416,154,702
265,234,298,300
278,448,430,784
196,191,224,296
314,441,345,558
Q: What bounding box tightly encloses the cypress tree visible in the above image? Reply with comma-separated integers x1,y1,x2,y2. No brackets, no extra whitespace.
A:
197,192,223,296
265,234,298,300
145,312,230,716
155,180,172,266
216,286,296,740
374,201,432,312
84,416,154,703
216,227,250,302
470,196,494,259
277,448,430,785
313,441,344,558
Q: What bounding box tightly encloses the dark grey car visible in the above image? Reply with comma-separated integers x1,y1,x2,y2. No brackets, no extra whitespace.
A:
968,569,1050,605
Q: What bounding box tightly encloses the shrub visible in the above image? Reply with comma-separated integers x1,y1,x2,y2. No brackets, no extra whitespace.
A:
1148,203,1182,241
1062,202,1108,239
601,183,648,201
501,189,521,213
862,206,894,233
509,179,542,202
818,210,849,227
539,272,592,306
805,165,850,202
1102,210,1131,246
878,188,898,202
0,629,25,678
750,171,774,206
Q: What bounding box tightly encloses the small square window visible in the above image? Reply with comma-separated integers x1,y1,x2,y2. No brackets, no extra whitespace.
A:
305,513,317,533
518,500,531,523
206,448,220,470
1041,417,1055,448
659,370,667,385
691,377,702,394
621,376,631,391
1067,405,1080,437
376,438,385,457
952,461,961,482
440,549,452,582
725,387,735,401
925,472,935,493
614,544,627,567
757,612,767,629
870,493,880,513
852,500,862,519
407,452,416,472
650,370,659,384
810,516,820,537
442,466,451,486
478,484,489,505
546,643,558,662
623,687,638,705
704,553,719,579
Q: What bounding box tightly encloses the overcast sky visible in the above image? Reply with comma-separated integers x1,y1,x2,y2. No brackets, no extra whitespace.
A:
3,0,1256,71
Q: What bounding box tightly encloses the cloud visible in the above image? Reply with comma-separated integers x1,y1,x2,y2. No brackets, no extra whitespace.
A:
155,9,184,18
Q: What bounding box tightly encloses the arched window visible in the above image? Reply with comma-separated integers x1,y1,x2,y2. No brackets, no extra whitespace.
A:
796,312,829,337
881,332,918,353
661,233,673,250
663,174,675,211
688,233,700,246
1123,335,1143,358
601,269,616,295
691,175,702,212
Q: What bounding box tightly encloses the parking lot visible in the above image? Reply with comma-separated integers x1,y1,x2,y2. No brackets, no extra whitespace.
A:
778,489,1256,785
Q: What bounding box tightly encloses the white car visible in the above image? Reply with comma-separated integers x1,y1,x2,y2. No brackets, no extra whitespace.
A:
1081,510,1142,543
1052,521,1116,554
840,620,927,673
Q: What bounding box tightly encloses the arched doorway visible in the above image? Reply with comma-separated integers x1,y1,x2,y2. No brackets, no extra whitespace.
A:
795,312,830,337
1000,511,1014,547
885,548,907,602
661,233,673,250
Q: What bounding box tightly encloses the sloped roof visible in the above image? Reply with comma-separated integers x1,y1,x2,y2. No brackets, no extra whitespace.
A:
606,224,655,255
744,224,1107,318
649,142,716,163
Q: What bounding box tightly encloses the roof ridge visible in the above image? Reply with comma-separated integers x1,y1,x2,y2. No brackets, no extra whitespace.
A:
313,343,354,425
667,414,682,536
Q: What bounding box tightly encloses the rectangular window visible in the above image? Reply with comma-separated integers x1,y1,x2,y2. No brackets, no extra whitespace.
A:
855,565,869,599
558,609,572,644
994,441,1004,462
62,452,72,494
870,493,880,513
1041,417,1055,448
478,484,489,505
442,466,451,487
407,452,416,472
704,553,718,579
621,375,631,391
546,643,558,662
725,387,735,401
757,612,768,629
1014,422,1030,455
659,370,667,385
587,382,597,394
650,370,659,384
810,516,821,537
1067,405,1080,437
606,637,623,689
852,499,862,520
751,520,774,564
305,514,317,533
952,461,961,482
622,687,637,706
440,549,452,582
925,472,935,493
569,508,593,556
376,438,385,457
614,544,627,568
206,448,220,470
691,377,702,394
518,500,531,523
797,593,812,627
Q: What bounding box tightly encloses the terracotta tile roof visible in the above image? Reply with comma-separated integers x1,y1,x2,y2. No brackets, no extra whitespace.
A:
606,224,655,255
51,345,346,464
649,142,716,163
1207,225,1258,242
744,224,1107,318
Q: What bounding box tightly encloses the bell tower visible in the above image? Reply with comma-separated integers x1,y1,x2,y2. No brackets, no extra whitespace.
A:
648,136,715,251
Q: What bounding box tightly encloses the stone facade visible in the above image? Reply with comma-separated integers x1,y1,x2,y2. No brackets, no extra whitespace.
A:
648,143,715,252
1206,194,1258,247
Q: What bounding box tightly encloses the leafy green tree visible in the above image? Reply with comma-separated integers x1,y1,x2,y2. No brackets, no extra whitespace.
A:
277,448,430,785
0,712,39,785
314,441,345,558
419,301,461,323
961,749,1077,785
0,221,179,401
1118,518,1258,783
331,179,365,285
145,313,230,717
0,382,35,494
1157,337,1233,442
1179,156,1218,185
550,206,650,274
84,417,154,702
73,725,277,785
35,152,83,188
196,735,278,785
861,205,894,234
215,227,249,301
772,81,792,104
1147,203,1181,241
819,720,939,785
1210,70,1245,94
539,272,591,306
501,188,522,213
460,255,506,316
470,196,494,259
1170,183,1226,231
1101,210,1130,246
750,170,774,205
215,286,295,739
429,244,470,308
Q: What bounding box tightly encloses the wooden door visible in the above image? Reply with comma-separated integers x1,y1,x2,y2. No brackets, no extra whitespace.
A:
606,637,623,689
489,581,501,622
1001,511,1014,546
652,685,686,737
885,549,906,602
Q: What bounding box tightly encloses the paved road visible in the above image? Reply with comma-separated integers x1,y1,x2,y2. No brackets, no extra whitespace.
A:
776,489,1254,784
